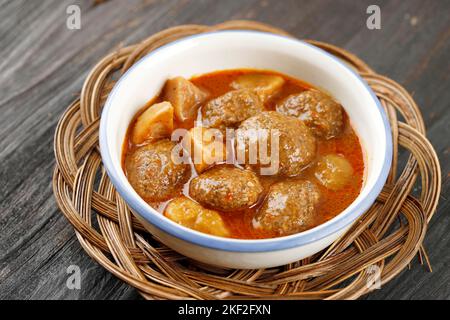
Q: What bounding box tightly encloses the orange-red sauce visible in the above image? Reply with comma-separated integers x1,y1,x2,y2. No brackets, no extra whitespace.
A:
122,69,365,239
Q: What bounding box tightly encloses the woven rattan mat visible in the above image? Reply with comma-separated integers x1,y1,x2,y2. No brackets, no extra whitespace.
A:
53,21,441,299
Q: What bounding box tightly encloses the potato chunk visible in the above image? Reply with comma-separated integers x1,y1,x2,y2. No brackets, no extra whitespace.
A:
132,101,174,145
231,74,285,102
184,126,228,173
164,197,230,237
314,154,353,190
163,77,208,123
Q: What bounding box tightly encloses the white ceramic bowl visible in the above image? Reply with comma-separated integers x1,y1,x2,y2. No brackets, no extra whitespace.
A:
99,31,392,269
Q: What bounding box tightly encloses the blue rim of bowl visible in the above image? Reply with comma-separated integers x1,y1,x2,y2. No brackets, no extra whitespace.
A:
99,30,393,253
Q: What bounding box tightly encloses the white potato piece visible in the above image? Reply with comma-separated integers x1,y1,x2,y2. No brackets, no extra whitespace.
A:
132,101,174,145
164,197,230,237
184,126,228,173
163,77,208,123
231,74,285,102
314,154,354,190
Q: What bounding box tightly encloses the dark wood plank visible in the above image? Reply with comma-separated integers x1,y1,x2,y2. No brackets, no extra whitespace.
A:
0,0,448,299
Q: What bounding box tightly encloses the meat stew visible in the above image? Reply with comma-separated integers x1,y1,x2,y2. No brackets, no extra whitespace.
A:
122,69,365,239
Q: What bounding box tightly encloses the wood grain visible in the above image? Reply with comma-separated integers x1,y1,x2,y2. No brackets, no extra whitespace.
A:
0,0,448,300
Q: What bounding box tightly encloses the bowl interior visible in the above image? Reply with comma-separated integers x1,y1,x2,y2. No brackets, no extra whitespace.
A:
100,31,391,249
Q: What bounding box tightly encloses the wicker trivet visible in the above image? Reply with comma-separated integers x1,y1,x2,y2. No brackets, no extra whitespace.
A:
53,20,441,299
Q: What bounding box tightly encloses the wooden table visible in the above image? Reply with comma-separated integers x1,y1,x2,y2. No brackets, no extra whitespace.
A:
0,0,448,300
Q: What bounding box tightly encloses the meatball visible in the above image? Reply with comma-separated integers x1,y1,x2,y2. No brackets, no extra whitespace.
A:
235,111,316,177
230,74,285,102
314,154,354,190
276,90,344,139
164,197,229,237
189,165,263,212
254,180,321,236
125,139,191,202
201,89,263,129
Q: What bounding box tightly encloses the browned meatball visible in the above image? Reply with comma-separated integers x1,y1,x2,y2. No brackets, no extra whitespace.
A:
189,165,263,212
235,111,316,177
125,139,191,202
254,180,321,236
276,90,344,139
201,89,263,129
